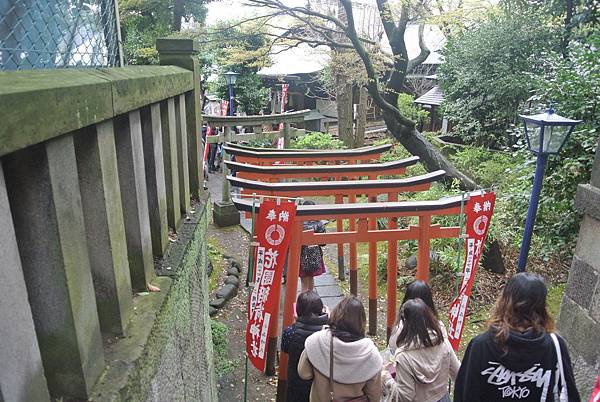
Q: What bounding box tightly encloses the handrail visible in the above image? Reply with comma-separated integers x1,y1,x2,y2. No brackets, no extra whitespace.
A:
224,143,392,159
203,109,310,126
224,157,419,174
0,66,194,157
227,170,445,192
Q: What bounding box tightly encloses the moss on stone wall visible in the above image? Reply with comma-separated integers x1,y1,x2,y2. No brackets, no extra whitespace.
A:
91,200,217,401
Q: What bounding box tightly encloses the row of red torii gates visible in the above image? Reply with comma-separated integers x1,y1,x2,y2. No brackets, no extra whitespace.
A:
224,142,475,402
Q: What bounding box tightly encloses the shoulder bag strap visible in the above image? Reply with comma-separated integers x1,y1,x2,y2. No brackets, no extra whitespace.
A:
329,332,335,402
550,333,568,401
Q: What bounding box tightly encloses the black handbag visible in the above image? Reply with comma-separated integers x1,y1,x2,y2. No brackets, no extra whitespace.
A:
300,245,323,274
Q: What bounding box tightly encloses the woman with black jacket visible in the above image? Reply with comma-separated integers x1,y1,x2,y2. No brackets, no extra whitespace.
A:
454,272,580,402
281,291,328,402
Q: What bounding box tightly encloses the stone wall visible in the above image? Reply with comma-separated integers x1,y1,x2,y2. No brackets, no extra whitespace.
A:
0,38,215,401
557,135,600,400
91,201,217,401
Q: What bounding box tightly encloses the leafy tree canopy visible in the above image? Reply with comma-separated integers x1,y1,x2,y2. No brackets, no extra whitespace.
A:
119,0,210,64
199,21,271,115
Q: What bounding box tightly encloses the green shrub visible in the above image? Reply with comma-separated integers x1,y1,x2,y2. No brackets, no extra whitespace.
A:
291,132,346,150
397,93,430,127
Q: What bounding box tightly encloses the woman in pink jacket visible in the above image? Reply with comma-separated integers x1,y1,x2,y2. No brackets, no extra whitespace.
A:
382,298,460,402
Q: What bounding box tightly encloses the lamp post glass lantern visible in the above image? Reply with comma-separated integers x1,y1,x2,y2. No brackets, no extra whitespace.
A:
517,108,582,272
224,71,239,116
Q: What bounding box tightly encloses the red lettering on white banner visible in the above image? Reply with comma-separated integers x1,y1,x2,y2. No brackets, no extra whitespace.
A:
448,192,496,351
246,200,297,371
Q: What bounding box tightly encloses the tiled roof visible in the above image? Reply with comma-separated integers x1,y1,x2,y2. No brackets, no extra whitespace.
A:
414,85,444,106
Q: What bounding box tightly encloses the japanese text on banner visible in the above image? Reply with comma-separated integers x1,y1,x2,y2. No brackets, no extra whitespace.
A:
448,192,496,351
246,200,296,371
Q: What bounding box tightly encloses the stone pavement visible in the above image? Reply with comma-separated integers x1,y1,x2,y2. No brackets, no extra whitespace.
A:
205,169,344,312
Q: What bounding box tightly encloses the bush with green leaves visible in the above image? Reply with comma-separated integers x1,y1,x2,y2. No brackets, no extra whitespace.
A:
291,132,346,150
439,8,557,148
397,93,429,128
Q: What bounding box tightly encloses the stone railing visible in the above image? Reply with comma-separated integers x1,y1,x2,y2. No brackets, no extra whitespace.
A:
0,39,216,401
204,110,309,227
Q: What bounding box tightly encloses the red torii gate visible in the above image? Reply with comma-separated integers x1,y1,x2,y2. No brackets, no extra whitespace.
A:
226,153,421,293
224,143,392,165
228,170,446,335
224,156,419,181
233,194,474,402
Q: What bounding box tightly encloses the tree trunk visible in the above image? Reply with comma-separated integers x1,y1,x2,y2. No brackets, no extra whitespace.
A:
336,74,354,147
173,0,185,31
355,86,367,147
383,110,478,190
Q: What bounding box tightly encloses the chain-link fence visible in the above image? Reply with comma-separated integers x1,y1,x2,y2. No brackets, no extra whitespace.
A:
0,0,121,70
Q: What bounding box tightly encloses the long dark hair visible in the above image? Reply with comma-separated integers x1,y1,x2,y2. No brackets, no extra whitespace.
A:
329,296,366,342
394,280,438,328
487,272,554,348
296,290,324,318
396,298,443,348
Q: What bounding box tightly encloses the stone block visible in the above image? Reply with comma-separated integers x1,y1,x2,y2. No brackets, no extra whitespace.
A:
557,296,600,366
3,136,105,399
574,215,600,269
141,103,169,256
589,282,600,323
225,275,240,287
314,275,338,286
227,265,240,277
115,111,156,291
209,298,226,308
175,94,191,214
566,256,598,310
75,121,133,335
575,183,600,222
161,98,181,229
216,284,238,300
569,350,599,401
591,136,600,189
213,201,240,227
316,285,343,298
0,163,50,402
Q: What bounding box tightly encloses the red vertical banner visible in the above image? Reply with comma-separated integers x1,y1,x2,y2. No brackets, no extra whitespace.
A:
246,200,297,371
221,100,229,116
448,192,496,351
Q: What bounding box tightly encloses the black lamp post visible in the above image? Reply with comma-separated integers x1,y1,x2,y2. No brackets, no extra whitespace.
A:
223,71,239,116
517,108,582,271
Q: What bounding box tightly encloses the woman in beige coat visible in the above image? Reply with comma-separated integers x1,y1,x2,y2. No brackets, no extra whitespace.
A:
381,299,460,402
298,296,383,402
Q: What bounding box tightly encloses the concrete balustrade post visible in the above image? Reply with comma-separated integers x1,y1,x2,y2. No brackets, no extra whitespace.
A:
161,98,182,230
0,162,51,402
157,38,203,199
283,122,291,148
114,111,156,291
141,104,169,256
176,94,191,213
74,121,133,335
213,126,240,227
2,136,105,399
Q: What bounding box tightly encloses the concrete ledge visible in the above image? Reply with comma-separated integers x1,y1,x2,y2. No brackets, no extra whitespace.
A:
575,183,600,221
90,200,217,401
0,66,193,157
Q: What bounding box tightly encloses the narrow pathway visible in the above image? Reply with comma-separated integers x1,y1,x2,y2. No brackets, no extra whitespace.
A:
206,169,344,312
